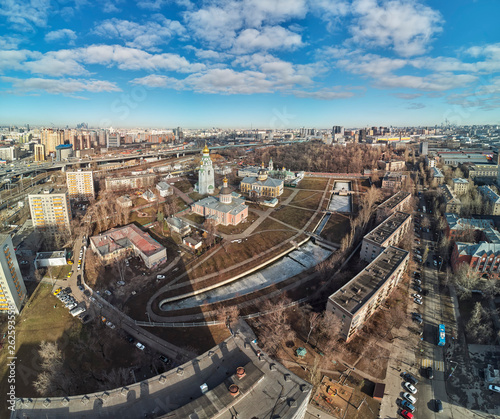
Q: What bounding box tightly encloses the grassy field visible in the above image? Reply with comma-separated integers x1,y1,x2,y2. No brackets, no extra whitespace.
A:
280,188,295,199
289,190,323,210
271,206,314,230
320,213,351,243
297,177,329,190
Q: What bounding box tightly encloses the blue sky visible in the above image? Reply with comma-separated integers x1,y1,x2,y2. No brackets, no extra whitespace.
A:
0,0,499,129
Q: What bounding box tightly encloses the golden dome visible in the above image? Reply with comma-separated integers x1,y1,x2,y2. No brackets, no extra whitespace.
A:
202,144,209,154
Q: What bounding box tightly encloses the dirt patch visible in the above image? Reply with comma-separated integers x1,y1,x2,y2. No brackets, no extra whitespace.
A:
290,190,323,210
272,206,314,230
297,177,329,190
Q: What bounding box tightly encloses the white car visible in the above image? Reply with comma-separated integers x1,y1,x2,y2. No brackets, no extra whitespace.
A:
157,275,165,279
403,392,416,404
412,294,422,300
404,382,417,394
488,385,500,393
136,342,145,350
106,321,116,329
414,298,423,305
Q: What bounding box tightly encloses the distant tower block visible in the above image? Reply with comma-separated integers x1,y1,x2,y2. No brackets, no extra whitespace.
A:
198,144,215,195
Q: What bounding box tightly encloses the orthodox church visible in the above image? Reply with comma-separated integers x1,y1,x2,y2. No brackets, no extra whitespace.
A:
194,144,215,195
192,177,248,226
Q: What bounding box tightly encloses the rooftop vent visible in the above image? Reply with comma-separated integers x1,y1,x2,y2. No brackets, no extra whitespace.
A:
236,367,246,379
228,384,240,397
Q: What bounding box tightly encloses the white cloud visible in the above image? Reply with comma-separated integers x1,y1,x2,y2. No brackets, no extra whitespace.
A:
0,0,51,30
406,102,425,109
0,49,39,73
24,54,88,77
130,74,181,88
93,16,185,51
0,35,24,49
350,0,443,57
1,76,121,95
376,73,477,91
232,26,303,53
45,29,77,44
394,93,422,100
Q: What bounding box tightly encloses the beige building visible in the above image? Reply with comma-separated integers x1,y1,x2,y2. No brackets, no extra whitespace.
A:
360,211,412,262
327,246,409,341
66,170,95,201
478,186,500,215
105,174,156,191
41,128,64,155
28,189,72,234
468,164,498,182
34,144,45,161
377,160,406,171
0,234,27,314
452,178,469,195
376,191,412,223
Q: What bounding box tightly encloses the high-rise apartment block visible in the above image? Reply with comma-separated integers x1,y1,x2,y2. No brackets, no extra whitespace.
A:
66,170,95,201
0,234,27,314
28,189,72,234
41,128,64,155
34,144,45,161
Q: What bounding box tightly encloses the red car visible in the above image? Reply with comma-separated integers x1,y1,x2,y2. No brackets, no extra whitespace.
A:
401,410,414,419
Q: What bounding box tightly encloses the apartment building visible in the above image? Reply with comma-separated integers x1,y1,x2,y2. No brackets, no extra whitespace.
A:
360,211,412,262
327,246,409,341
34,144,45,161
468,163,498,183
66,170,95,201
381,172,406,189
430,167,444,184
452,178,470,195
441,184,462,214
0,234,27,314
451,242,500,279
28,189,72,234
376,191,412,223
478,185,500,215
444,213,495,241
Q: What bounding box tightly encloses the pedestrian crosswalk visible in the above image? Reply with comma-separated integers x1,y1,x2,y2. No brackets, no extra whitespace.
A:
421,359,444,371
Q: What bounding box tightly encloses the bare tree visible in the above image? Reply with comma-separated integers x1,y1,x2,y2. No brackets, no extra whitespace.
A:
255,295,295,356
215,304,240,329
453,264,480,300
113,255,128,283
306,312,321,344
33,341,74,396
204,219,218,248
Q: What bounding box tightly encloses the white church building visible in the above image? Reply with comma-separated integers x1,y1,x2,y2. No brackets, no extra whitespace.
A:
195,144,215,195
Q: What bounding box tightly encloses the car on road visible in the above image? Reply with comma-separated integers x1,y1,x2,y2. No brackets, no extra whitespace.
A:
159,355,169,364
106,321,116,329
136,342,145,350
400,400,415,413
426,366,434,379
403,392,416,404
414,298,422,305
89,296,96,302
400,410,413,419
404,382,417,394
20,260,29,265
488,384,500,393
157,275,165,279
435,399,443,412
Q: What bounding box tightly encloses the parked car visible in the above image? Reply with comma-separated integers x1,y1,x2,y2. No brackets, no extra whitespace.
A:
159,355,169,364
117,281,125,286
412,294,422,299
104,290,112,296
435,399,443,412
426,366,434,379
136,342,145,350
157,275,165,279
400,410,414,419
403,392,416,404
413,285,422,292
414,298,422,305
404,382,417,394
488,384,500,393
400,400,415,413
53,287,62,296
106,321,116,329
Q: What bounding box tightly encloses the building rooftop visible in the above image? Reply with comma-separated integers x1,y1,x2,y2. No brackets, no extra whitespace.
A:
194,195,247,216
455,242,500,258
156,181,171,190
432,167,444,178
29,187,68,196
452,178,469,184
328,246,409,315
35,251,66,259
445,213,495,231
241,176,283,188
11,322,312,419
364,211,411,245
90,224,165,258
377,191,411,211
478,185,500,204
440,184,461,204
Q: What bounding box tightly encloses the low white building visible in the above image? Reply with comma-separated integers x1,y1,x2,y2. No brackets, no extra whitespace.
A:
156,181,173,198
34,251,67,269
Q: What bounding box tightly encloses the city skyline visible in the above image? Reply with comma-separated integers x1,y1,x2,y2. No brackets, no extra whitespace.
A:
0,0,499,128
